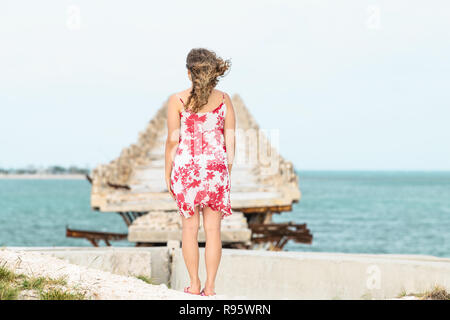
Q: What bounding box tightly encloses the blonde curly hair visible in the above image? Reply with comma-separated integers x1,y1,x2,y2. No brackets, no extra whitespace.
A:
184,48,231,113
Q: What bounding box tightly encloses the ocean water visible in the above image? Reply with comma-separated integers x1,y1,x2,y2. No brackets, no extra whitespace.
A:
0,179,130,247
0,171,449,257
275,171,450,257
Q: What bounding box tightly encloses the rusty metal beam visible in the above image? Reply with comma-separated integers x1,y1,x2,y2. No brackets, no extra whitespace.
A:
116,211,147,227
66,226,128,247
131,212,139,220
88,239,99,247
125,212,134,224
118,212,132,226
234,205,292,214
249,221,313,249
107,181,131,190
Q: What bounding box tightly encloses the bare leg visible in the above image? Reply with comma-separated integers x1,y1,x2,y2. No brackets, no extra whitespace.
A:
202,206,222,295
181,206,201,293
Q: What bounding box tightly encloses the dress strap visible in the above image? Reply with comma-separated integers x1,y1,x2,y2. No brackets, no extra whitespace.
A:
175,93,185,106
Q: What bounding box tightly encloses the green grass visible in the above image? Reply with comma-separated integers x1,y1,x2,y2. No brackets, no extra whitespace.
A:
360,292,372,300
39,288,85,300
396,288,407,298
0,282,20,300
0,264,20,300
136,274,154,285
420,285,450,300
398,285,450,300
0,262,85,300
21,276,47,290
0,264,17,282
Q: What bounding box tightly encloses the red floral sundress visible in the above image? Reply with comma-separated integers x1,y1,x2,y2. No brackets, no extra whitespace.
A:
170,92,232,219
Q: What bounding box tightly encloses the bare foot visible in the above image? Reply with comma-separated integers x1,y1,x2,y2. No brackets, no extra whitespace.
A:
187,278,201,294
201,286,216,296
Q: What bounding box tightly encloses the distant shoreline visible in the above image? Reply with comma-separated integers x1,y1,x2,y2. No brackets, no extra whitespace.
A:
0,174,87,180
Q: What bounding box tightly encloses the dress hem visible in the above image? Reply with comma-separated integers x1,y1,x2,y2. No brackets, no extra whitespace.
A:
178,203,232,220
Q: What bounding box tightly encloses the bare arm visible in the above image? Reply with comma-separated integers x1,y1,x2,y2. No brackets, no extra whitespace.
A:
223,93,236,175
165,94,181,199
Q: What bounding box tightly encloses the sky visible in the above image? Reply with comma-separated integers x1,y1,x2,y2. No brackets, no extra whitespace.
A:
1,0,449,171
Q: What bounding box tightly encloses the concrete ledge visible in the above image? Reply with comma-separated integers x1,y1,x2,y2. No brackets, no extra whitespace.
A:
170,249,450,299
11,247,170,285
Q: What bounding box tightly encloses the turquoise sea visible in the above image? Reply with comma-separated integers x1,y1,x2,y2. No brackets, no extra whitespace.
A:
1,171,449,257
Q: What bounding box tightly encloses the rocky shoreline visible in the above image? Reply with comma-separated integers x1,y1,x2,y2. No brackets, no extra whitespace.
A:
0,248,225,300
